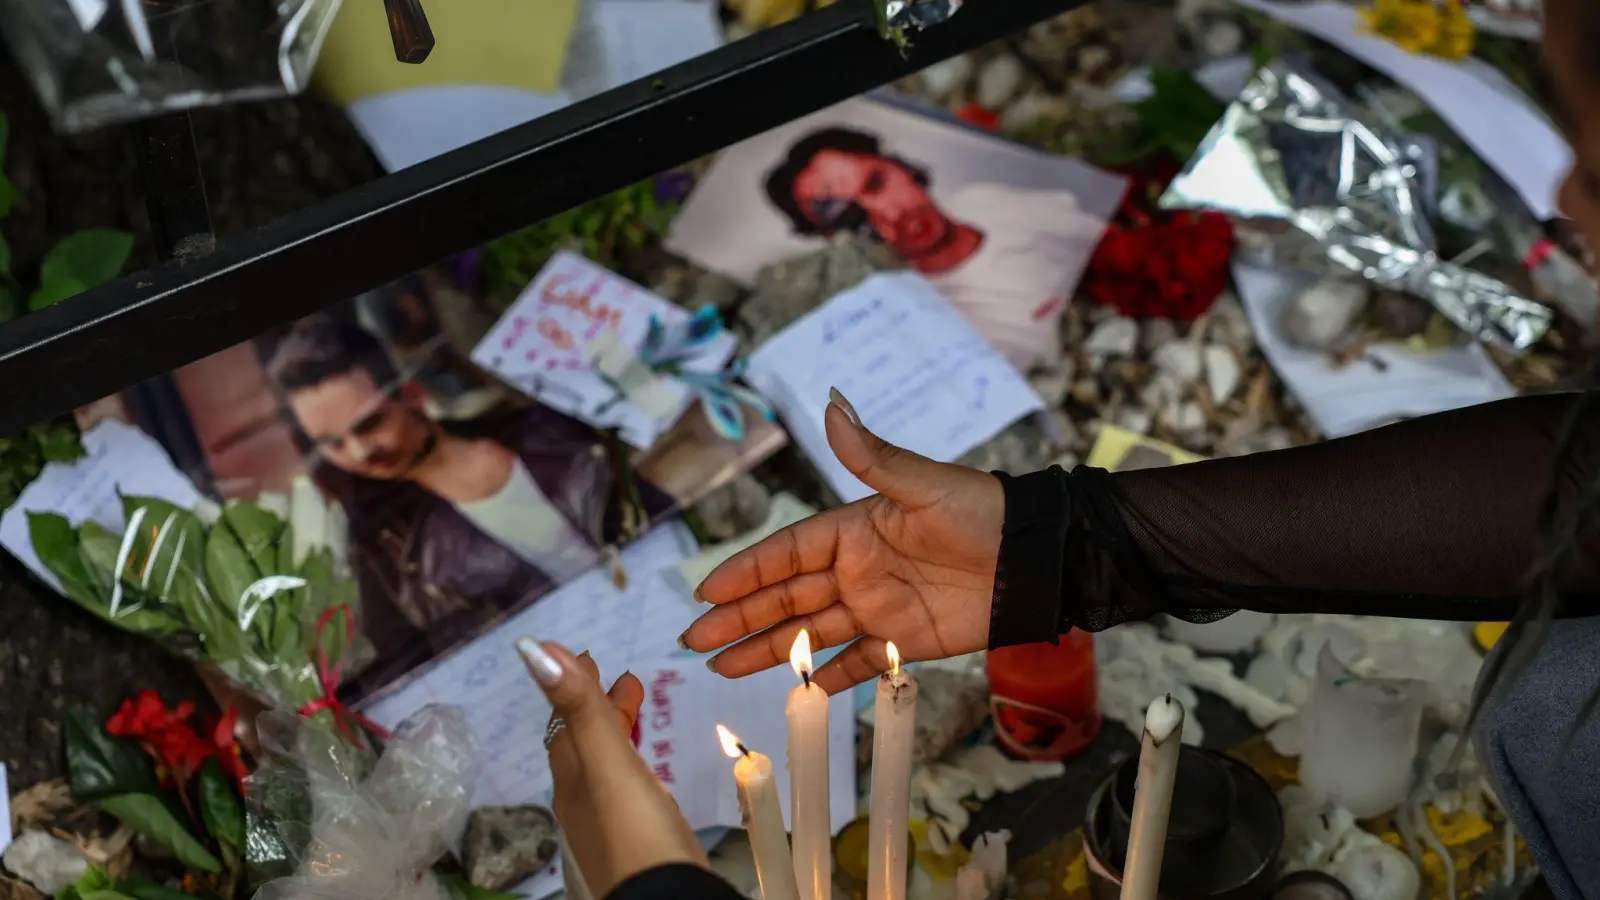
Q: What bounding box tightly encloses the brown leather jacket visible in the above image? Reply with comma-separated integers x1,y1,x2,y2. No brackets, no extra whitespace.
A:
324,404,675,692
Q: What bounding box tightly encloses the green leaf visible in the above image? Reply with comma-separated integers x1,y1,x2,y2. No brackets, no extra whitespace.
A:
31,421,85,463
63,704,161,801
78,888,139,900
204,522,259,622
120,495,208,595
217,501,286,576
73,523,190,638
197,757,246,853
28,512,107,610
114,880,196,900
40,229,134,292
98,793,222,874
29,275,89,311
0,283,18,325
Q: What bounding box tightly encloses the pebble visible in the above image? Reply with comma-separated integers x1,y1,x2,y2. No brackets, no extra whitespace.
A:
1199,20,1244,58
999,92,1069,133
2,831,88,895
1204,344,1243,405
1114,408,1154,435
1152,341,1202,387
1084,316,1139,358
975,55,1026,110
1280,278,1370,351
919,55,974,100
461,806,560,891
1140,318,1179,354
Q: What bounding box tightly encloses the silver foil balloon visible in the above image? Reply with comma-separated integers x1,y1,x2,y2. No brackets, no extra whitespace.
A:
1159,60,1552,353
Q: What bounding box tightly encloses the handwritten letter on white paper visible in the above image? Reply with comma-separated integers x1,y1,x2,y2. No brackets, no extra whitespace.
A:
744,272,1044,502
472,251,736,450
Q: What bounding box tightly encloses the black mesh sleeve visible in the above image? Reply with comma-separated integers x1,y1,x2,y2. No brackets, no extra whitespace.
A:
988,392,1600,646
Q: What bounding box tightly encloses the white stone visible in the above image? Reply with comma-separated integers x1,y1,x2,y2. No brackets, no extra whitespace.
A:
919,54,974,100
1139,317,1179,354
1115,407,1153,435
3,830,89,895
1171,401,1207,435
1029,368,1073,407
975,55,1026,110
999,92,1067,133
1140,371,1184,411
1152,341,1203,386
1076,44,1113,73
1084,316,1139,358
1200,20,1244,58
1281,278,1370,350
1203,344,1243,405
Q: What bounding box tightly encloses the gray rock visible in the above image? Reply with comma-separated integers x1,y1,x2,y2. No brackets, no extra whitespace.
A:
1152,341,1202,387
1280,279,1369,351
689,271,745,312
1084,316,1139,358
1139,318,1179,354
692,473,773,542
461,806,560,891
1371,291,1431,338
975,55,1026,109
918,54,974,100
958,418,1054,475
1203,344,1243,405
2,831,88,895
737,234,901,347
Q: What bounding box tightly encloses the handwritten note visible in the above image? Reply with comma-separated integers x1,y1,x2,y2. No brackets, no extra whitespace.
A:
359,520,855,900
0,420,204,594
744,272,1044,503
1233,263,1515,438
472,251,737,450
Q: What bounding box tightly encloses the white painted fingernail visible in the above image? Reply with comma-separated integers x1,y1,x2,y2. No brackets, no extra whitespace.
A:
516,637,564,686
828,387,860,426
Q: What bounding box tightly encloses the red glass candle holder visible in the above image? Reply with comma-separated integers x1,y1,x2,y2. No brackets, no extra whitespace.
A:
986,630,1101,762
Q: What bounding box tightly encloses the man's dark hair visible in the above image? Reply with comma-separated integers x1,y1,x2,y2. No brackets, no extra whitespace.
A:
762,126,931,237
265,313,399,393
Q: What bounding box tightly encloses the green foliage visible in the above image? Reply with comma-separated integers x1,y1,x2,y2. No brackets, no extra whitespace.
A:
482,180,679,302
0,108,137,510
438,871,522,900
1099,67,1228,167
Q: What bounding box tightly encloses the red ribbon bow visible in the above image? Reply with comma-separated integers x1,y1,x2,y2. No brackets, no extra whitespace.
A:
297,604,390,750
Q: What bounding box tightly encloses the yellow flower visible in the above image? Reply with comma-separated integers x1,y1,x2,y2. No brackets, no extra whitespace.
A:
1361,0,1442,54
1430,0,1477,60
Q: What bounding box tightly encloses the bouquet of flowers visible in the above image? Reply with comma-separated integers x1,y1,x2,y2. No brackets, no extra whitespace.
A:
26,476,365,717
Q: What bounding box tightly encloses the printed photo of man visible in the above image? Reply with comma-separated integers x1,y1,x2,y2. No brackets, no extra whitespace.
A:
762,126,1108,368
262,313,672,666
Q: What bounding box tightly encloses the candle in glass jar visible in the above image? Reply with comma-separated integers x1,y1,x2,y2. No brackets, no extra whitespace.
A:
868,642,917,900
719,725,801,900
787,630,832,900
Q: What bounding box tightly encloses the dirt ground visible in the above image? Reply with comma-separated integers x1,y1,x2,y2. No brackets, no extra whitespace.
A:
0,56,384,790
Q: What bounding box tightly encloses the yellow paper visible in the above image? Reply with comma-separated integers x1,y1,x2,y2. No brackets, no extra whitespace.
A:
1085,425,1206,473
314,0,581,104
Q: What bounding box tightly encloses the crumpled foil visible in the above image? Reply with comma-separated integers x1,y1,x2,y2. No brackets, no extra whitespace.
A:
883,0,963,32
1158,59,1553,353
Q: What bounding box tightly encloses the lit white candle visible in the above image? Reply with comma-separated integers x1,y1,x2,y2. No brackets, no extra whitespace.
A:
719,725,801,900
1120,694,1186,900
787,630,833,900
867,642,917,900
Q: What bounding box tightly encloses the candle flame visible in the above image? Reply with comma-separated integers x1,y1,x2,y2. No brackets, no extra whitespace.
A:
886,641,901,678
790,629,814,681
716,724,744,759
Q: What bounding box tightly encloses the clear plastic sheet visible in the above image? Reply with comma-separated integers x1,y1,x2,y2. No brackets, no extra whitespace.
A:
24,474,369,715
0,0,342,133
1158,58,1553,353
246,705,478,900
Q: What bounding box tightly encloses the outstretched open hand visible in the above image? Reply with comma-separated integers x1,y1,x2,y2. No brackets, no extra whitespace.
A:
681,389,1006,694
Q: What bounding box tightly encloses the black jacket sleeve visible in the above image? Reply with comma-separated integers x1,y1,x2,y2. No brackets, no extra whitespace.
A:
988,392,1600,648
604,863,747,900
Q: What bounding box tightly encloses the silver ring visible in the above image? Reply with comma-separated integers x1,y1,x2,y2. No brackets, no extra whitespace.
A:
544,717,567,750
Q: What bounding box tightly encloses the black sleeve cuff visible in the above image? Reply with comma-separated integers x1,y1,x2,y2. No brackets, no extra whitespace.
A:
605,863,747,900
988,467,1072,649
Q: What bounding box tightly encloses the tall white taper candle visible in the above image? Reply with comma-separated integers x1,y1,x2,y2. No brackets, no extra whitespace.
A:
867,642,917,900
1119,694,1186,900
720,725,801,900
787,630,833,900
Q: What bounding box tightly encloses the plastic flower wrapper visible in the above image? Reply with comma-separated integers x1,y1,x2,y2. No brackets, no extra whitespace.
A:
245,704,478,898
24,472,370,720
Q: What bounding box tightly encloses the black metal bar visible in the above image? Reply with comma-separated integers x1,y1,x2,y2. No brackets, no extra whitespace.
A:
0,0,1083,435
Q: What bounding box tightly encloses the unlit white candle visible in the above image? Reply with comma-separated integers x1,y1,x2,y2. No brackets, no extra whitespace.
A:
727,733,801,900
868,642,918,900
787,631,833,900
1120,694,1186,900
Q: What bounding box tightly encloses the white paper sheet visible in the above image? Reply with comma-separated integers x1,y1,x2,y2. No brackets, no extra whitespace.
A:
1232,0,1568,220
744,272,1044,503
0,763,11,855
345,0,722,174
1233,263,1516,438
0,420,204,593
471,251,737,450
677,492,817,589
360,520,856,900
